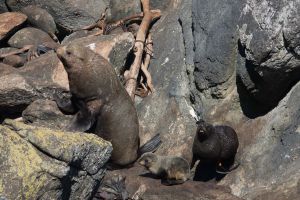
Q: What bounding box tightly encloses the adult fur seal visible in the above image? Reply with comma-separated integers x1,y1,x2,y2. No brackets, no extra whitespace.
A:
56,43,161,166
192,119,239,173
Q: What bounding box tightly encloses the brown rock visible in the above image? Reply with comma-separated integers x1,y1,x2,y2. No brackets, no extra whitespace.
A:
0,12,27,41
0,52,69,118
3,54,26,68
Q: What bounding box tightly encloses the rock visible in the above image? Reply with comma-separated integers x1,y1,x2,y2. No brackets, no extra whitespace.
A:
3,54,26,68
22,99,73,130
8,27,55,48
192,0,243,102
0,12,27,41
61,29,100,45
64,0,108,19
106,0,141,23
96,166,243,200
0,119,112,200
69,32,135,75
136,1,196,164
150,0,173,11
6,0,97,33
237,0,300,109
0,47,19,55
0,52,69,119
205,80,300,200
20,5,57,39
0,1,8,13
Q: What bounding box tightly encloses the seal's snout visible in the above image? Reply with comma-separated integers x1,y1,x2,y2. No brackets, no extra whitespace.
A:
56,46,67,58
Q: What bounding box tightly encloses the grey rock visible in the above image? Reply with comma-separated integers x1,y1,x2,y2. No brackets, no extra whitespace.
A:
1,119,112,200
136,1,196,164
22,99,73,130
0,1,8,13
0,52,69,118
6,0,97,33
63,0,108,19
192,0,244,99
106,0,141,23
150,0,173,11
237,0,300,109
0,47,19,55
8,27,55,48
69,32,135,75
20,5,57,38
212,81,300,200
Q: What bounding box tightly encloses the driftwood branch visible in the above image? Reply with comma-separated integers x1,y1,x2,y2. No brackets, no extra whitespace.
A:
125,0,159,100
141,33,154,93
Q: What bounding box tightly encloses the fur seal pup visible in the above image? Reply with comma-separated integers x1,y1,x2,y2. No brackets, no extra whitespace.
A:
56,43,161,166
192,119,239,174
138,152,190,185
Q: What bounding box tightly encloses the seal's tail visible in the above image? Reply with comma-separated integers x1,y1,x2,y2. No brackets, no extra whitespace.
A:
138,133,162,156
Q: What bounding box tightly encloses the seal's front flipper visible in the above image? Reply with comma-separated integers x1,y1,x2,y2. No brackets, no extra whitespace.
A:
67,99,103,132
54,94,77,114
138,133,162,156
67,110,93,132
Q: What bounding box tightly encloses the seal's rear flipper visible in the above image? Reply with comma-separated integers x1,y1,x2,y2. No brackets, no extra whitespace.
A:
162,178,185,186
216,161,240,174
138,134,162,156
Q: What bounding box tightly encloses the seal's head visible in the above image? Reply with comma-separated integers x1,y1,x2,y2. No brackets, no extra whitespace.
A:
56,43,89,72
196,119,212,140
138,152,158,169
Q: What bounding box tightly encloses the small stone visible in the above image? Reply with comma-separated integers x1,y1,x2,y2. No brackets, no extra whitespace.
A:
0,12,27,41
3,54,26,68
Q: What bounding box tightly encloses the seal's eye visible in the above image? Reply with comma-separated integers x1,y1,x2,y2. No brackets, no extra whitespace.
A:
66,50,71,55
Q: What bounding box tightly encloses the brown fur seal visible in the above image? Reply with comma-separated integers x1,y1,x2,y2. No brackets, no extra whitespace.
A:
56,43,161,166
192,119,239,174
138,152,190,185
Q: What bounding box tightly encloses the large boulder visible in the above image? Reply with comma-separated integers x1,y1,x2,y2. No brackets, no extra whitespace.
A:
237,0,300,110
8,27,56,48
136,1,196,164
6,0,97,33
204,81,300,200
192,0,244,102
0,52,69,119
0,119,112,200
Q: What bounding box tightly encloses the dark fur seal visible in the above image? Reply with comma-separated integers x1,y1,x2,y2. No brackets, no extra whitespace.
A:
56,43,160,166
193,119,239,173
138,152,190,185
